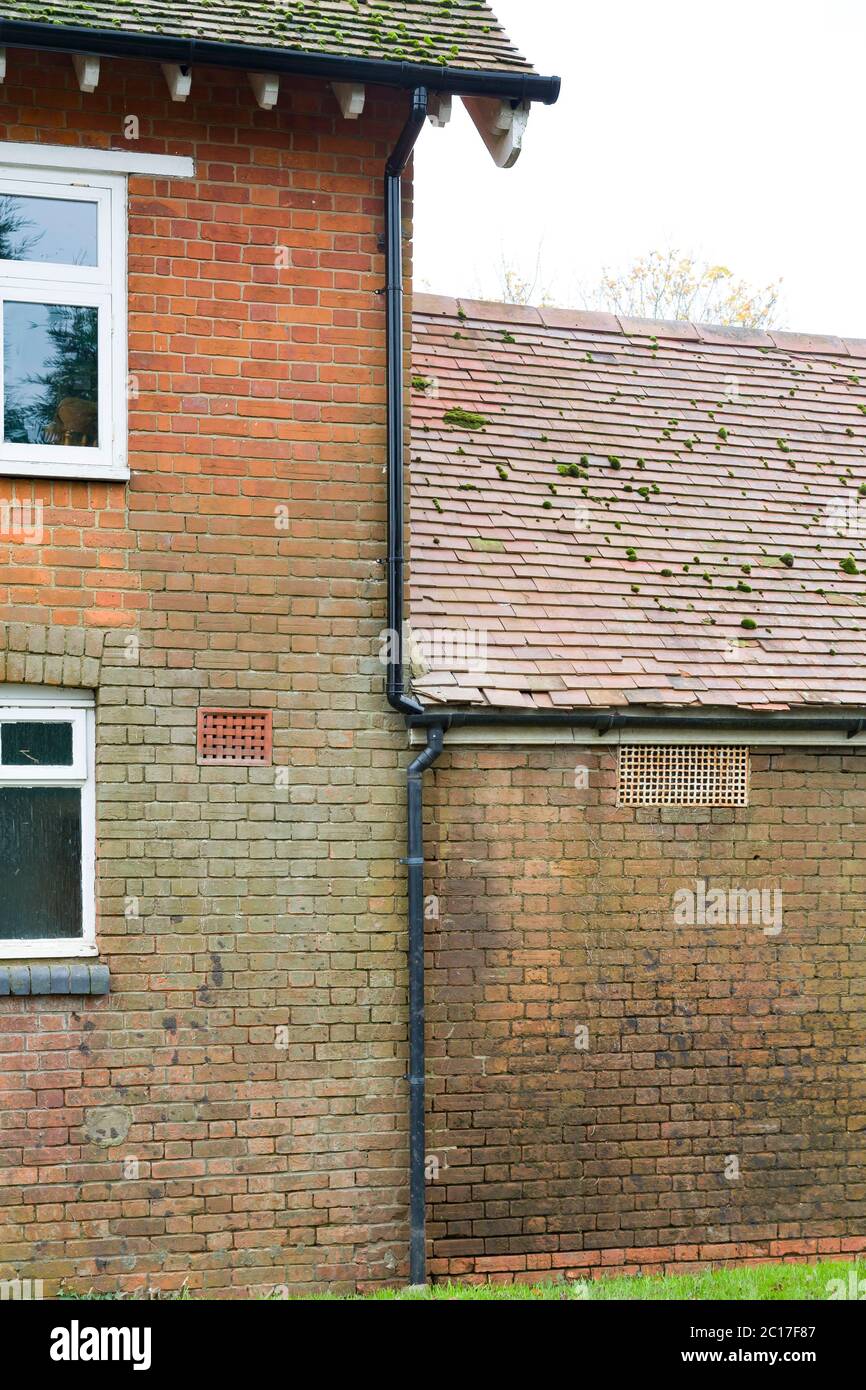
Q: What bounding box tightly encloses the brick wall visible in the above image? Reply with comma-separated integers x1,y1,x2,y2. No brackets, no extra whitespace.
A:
3,51,863,1300
0,50,415,1295
425,745,866,1281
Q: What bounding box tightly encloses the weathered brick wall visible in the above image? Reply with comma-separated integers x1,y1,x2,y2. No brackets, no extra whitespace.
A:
4,50,862,1300
425,745,866,1280
0,50,414,1295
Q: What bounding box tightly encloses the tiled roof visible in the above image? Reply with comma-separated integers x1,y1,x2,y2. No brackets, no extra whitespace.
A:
410,294,866,712
0,1,534,73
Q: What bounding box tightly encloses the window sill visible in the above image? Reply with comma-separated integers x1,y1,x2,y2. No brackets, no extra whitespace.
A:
0,461,129,481
0,940,97,959
0,962,109,996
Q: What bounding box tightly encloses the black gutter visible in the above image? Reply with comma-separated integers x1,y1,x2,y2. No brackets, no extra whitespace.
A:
409,708,866,736
385,89,428,719
0,19,561,104
405,723,444,1285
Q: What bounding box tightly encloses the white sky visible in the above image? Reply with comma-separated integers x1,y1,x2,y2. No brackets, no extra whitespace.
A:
415,0,866,335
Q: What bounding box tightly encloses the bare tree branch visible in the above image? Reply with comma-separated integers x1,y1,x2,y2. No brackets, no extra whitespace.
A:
583,249,783,328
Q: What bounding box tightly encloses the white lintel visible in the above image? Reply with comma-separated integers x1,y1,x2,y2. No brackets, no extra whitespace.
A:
462,95,530,169
427,92,453,128
162,62,192,103
0,140,194,179
248,71,280,110
72,53,101,94
331,81,365,119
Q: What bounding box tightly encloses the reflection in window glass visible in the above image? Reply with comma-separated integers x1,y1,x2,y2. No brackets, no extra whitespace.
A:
0,786,82,939
0,193,97,266
3,301,99,446
1,722,74,766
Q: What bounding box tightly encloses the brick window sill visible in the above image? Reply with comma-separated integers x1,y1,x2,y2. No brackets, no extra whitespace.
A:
0,963,109,996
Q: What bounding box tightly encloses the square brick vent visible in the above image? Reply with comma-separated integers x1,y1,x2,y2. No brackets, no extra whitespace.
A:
617,744,749,808
197,709,273,766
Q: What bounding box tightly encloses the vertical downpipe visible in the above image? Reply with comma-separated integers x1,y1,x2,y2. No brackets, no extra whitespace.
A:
385,87,427,718
383,87,440,1284
406,723,444,1284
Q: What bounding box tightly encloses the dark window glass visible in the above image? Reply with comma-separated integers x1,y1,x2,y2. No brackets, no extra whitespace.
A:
0,787,82,939
0,193,98,266
3,301,99,447
1,722,73,766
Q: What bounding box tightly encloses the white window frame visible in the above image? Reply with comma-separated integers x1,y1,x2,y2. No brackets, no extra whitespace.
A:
0,163,128,481
0,687,96,958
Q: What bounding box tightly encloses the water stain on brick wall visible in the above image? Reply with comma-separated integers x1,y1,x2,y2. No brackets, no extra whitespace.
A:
425,746,866,1280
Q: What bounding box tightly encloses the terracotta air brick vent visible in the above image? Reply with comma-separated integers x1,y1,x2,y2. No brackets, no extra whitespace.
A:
196,708,273,766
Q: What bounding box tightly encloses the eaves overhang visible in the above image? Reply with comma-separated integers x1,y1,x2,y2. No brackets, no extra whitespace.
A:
0,17,562,103
407,705,866,747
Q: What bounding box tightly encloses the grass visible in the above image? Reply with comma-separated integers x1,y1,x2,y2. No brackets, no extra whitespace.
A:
306,1262,859,1301
55,1261,863,1302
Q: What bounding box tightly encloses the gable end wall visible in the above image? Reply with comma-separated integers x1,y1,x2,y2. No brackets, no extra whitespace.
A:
0,49,414,1296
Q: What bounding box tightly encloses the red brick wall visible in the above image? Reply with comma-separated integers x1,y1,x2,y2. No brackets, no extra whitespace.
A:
425,745,866,1281
0,50,415,1296
3,50,862,1299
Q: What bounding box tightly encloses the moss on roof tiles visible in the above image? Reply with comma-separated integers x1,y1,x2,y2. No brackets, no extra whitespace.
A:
0,0,535,72
409,294,866,712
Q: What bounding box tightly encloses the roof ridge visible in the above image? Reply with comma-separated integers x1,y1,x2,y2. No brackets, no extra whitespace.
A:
413,292,866,357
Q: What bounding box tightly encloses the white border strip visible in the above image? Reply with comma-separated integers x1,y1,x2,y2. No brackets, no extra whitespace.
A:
0,685,94,706
0,141,194,177
410,723,866,749
0,701,97,959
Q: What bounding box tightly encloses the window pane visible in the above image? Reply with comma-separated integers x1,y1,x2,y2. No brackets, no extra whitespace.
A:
3,301,99,447
0,193,97,266
1,722,73,766
0,787,82,939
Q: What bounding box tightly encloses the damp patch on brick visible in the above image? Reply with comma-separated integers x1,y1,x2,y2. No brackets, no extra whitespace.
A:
0,963,110,996
83,1105,132,1146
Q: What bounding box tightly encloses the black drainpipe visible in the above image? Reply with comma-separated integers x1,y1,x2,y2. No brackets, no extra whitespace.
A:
405,723,443,1284
383,88,445,1286
385,86,428,720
